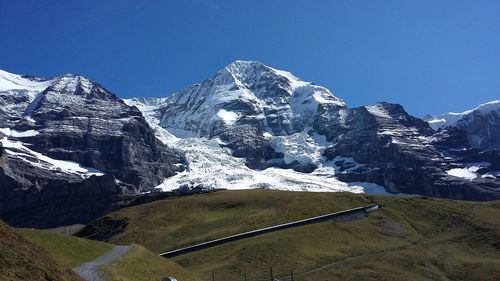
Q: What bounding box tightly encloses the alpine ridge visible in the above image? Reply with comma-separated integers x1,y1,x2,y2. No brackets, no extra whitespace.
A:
1,62,499,228
128,61,500,201
424,100,500,150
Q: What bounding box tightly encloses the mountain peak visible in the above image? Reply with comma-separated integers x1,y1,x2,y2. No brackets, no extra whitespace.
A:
50,74,95,94
219,60,308,91
228,60,264,67
219,60,272,82
0,69,96,95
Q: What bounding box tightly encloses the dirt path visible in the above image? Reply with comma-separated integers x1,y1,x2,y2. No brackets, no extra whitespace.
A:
73,246,130,281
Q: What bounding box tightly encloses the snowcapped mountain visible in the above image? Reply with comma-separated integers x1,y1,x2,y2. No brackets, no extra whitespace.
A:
1,62,499,228
154,61,345,137
0,69,184,227
424,100,500,150
425,100,500,130
128,61,499,201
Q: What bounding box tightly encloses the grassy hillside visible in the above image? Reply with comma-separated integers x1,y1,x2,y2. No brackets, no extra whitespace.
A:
77,190,500,281
0,220,83,281
101,245,202,281
17,227,199,281
18,228,113,268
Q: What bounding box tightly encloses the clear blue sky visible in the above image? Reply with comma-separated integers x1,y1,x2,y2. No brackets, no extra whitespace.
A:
1,0,499,116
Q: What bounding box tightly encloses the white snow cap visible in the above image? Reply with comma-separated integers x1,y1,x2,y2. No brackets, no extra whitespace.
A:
0,69,55,92
222,60,345,105
425,100,500,130
224,60,308,88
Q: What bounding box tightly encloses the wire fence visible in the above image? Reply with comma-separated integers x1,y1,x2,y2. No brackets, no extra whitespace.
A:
198,267,304,281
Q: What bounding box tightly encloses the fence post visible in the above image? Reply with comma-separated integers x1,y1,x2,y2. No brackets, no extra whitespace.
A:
291,269,294,281
244,273,247,281
270,266,274,281
212,269,215,281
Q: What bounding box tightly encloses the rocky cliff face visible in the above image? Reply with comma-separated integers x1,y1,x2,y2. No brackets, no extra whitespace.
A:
321,103,498,200
424,100,500,150
0,146,123,228
0,70,184,227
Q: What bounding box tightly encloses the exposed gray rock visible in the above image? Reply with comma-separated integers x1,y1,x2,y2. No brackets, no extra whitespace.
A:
0,71,185,227
322,102,499,200
424,100,500,150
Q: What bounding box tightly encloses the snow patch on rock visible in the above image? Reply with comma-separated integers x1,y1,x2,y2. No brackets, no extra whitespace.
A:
216,109,239,125
446,167,480,180
269,131,325,165
365,104,391,119
1,137,104,178
0,128,39,138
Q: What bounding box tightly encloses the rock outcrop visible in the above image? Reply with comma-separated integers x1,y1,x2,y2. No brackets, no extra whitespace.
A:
0,70,184,227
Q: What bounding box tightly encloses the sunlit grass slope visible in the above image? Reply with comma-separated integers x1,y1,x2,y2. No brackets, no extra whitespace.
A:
78,190,500,280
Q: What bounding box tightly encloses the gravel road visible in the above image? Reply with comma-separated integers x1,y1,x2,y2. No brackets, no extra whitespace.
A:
73,245,131,281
